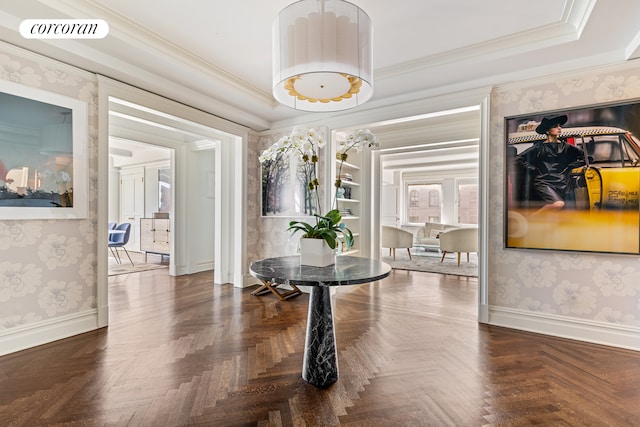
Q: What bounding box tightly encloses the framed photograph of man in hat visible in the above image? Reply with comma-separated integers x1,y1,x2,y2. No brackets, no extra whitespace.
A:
504,100,640,254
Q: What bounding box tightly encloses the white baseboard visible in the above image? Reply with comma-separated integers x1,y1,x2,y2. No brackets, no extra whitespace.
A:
489,306,640,352
0,310,99,356
188,261,214,274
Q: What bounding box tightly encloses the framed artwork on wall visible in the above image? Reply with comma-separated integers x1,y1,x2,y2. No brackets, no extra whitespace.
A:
261,154,317,218
158,168,171,213
0,80,88,219
504,99,640,254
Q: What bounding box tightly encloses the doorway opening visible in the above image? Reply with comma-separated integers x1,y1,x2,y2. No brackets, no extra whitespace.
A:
108,137,174,275
330,101,487,318
97,79,248,330
107,96,222,277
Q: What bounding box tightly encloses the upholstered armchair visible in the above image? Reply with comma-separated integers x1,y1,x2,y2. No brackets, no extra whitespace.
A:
382,225,414,260
439,227,478,266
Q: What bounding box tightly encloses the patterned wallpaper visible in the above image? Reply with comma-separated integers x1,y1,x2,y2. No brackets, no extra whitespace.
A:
488,64,640,328
247,131,305,265
0,46,98,334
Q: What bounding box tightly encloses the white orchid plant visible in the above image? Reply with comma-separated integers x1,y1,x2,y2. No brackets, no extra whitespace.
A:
334,129,380,207
259,127,379,251
336,128,380,158
259,127,345,249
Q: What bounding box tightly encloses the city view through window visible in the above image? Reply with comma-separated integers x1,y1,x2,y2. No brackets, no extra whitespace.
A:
406,181,478,224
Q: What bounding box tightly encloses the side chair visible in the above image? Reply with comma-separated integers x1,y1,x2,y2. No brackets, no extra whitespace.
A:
107,222,117,243
109,222,134,265
381,225,414,260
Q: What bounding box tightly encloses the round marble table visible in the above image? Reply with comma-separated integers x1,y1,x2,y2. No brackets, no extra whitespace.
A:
249,255,391,387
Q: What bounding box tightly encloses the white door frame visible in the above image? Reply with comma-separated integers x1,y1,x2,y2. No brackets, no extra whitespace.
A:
322,88,490,325
96,76,248,327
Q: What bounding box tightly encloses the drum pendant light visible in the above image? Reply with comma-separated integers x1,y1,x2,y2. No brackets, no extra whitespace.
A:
273,0,373,112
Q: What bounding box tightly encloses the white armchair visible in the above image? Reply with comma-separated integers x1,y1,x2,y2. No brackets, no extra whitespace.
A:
382,225,414,260
439,227,478,266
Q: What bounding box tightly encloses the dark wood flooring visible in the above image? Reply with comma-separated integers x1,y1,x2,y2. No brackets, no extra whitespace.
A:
0,266,638,426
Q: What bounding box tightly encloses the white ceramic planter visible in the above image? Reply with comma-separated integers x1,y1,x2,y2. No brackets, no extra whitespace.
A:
300,238,335,267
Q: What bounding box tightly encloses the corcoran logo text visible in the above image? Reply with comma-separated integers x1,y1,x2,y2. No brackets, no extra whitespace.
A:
20,19,109,39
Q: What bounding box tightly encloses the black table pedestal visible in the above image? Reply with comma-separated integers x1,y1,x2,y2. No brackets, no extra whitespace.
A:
249,256,391,387
302,284,338,387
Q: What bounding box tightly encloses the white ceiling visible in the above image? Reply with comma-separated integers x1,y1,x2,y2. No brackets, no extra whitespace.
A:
1,0,640,133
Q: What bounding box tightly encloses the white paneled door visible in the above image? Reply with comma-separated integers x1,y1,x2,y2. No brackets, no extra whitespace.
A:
120,170,144,251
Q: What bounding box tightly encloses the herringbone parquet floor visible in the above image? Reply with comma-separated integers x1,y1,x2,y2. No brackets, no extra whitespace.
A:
0,267,638,426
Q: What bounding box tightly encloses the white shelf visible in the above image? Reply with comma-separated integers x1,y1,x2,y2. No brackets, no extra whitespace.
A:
334,142,363,257
336,159,360,170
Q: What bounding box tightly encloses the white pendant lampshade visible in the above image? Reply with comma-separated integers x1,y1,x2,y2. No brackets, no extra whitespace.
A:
273,0,373,112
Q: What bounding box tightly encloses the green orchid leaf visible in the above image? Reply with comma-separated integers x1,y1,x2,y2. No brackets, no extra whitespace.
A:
286,210,353,251
324,209,342,225
342,228,354,249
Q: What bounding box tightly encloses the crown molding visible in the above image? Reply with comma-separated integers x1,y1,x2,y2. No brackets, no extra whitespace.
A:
376,0,596,81
38,0,274,105
0,34,271,131
626,28,640,60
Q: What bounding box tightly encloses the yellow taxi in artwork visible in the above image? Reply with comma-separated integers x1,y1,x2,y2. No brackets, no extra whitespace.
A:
508,126,640,210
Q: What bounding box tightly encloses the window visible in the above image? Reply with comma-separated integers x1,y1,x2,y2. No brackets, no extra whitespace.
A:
406,183,442,223
428,189,440,207
457,180,478,224
409,190,419,207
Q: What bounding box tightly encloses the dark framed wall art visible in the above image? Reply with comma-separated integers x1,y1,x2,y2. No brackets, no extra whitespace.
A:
0,80,88,219
505,100,640,254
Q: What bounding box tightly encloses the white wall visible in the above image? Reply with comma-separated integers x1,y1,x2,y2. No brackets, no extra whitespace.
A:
108,156,120,223
185,147,215,273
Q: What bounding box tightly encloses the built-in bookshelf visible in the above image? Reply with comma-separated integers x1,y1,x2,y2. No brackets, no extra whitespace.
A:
334,156,361,256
